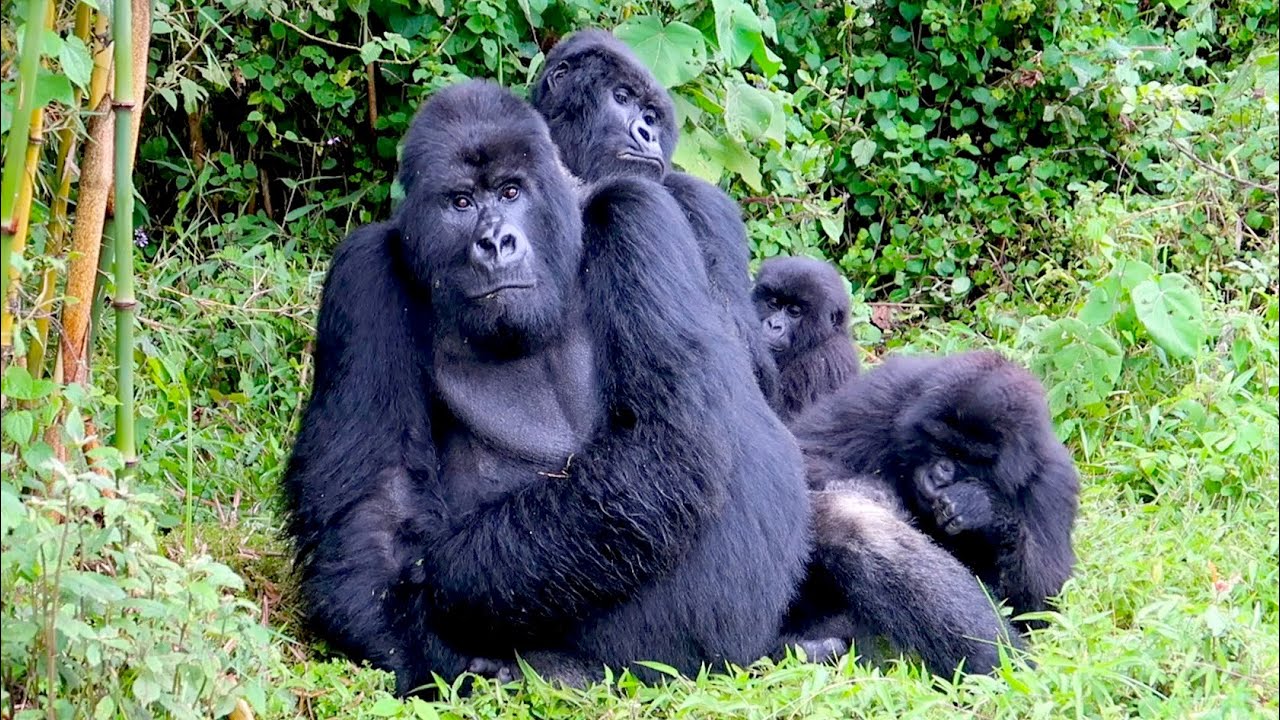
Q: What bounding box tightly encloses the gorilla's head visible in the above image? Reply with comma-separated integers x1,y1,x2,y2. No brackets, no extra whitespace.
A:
532,29,677,183
396,80,583,357
752,256,851,362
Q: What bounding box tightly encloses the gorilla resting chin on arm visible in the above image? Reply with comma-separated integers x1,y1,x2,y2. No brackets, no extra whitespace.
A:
281,79,812,696
528,30,1021,678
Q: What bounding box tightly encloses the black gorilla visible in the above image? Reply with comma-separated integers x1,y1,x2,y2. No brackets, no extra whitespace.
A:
792,351,1081,626
752,256,861,423
531,29,780,407
530,30,1020,678
281,80,812,695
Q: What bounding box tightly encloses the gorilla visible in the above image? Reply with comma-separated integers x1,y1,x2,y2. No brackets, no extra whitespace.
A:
281,79,812,696
528,30,1021,678
791,351,1081,627
749,256,1079,625
531,28,780,406
752,256,862,423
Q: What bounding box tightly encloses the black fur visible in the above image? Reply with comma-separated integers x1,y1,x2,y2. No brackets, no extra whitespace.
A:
792,351,1081,626
281,80,811,696
532,29,780,407
752,256,861,423
532,31,1021,678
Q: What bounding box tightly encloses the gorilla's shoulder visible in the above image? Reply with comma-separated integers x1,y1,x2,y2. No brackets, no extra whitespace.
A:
662,172,744,223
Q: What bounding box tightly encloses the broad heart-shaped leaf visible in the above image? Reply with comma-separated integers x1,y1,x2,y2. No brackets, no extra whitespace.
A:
58,35,94,91
1131,273,1207,360
724,82,781,144
850,137,877,167
672,125,725,183
615,18,707,88
712,0,764,68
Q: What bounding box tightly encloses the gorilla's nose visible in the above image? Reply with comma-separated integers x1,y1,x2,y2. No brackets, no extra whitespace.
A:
765,317,785,336
472,223,529,271
629,118,661,156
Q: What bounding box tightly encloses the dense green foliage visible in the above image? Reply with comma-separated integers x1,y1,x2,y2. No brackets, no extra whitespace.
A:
1,0,1277,718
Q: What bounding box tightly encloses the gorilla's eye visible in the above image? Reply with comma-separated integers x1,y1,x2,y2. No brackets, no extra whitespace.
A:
642,110,658,125
500,185,520,201
613,87,631,104
766,297,780,310
785,305,803,318
451,194,472,210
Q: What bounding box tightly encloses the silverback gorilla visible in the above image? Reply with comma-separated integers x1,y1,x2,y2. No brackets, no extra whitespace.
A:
751,256,1079,627
531,28,780,407
528,31,1019,676
282,80,811,696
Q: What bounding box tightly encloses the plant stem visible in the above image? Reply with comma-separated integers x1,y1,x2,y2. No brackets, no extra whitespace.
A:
112,0,137,470
28,2,96,379
0,0,52,351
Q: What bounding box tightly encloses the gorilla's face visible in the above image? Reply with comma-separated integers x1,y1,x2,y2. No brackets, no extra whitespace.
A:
533,30,678,183
752,257,850,361
396,82,583,356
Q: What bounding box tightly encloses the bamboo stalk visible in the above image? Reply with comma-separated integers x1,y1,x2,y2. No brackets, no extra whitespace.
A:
112,0,138,470
0,0,52,352
29,4,98,378
53,9,114,386
55,96,114,387
106,0,153,217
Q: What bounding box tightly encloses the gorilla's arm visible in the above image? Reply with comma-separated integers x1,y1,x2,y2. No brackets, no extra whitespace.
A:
282,223,468,689
423,177,735,644
663,171,780,405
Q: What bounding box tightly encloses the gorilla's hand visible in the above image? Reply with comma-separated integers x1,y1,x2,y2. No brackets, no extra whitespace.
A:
467,657,521,684
913,459,999,536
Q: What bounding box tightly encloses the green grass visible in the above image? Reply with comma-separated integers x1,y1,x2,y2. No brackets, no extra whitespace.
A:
91,231,1277,719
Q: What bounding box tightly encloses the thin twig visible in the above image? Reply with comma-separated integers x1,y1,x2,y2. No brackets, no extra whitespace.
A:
1171,140,1278,194
742,196,803,205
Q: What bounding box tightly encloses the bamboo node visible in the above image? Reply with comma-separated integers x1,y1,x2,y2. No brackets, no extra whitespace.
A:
111,100,137,110
111,298,140,310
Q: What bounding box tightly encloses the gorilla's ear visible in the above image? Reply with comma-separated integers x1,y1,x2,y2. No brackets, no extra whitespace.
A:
831,309,846,330
546,61,570,91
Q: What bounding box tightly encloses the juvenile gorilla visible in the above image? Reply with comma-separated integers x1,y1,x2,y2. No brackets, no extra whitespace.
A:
281,80,812,696
532,30,1020,678
792,351,1081,626
752,256,861,423
531,29,780,406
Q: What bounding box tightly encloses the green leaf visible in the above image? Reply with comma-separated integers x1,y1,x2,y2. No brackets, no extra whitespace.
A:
59,36,94,91
62,570,128,603
614,18,707,88
851,138,877,167
65,406,85,446
951,275,972,295
672,125,724,183
712,0,763,68
890,26,912,43
360,40,383,65
2,410,34,446
724,82,780,144
369,696,404,717
711,135,763,191
34,70,74,107
1131,274,1206,360
635,660,682,678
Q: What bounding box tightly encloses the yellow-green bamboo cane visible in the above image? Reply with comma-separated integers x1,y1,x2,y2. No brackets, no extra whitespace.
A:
112,0,138,469
0,0,51,339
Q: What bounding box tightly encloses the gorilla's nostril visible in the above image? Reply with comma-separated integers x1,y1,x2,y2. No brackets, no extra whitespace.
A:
638,126,651,142
500,235,517,253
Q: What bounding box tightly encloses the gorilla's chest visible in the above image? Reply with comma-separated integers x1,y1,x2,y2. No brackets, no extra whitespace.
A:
431,328,600,508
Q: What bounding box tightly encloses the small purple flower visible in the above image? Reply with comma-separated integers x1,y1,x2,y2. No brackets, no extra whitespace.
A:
134,228,149,248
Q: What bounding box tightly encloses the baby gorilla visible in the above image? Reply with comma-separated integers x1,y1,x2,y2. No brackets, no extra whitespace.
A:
752,256,861,423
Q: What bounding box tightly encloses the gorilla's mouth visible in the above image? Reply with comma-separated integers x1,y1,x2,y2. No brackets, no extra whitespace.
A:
467,282,536,300
618,151,664,171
